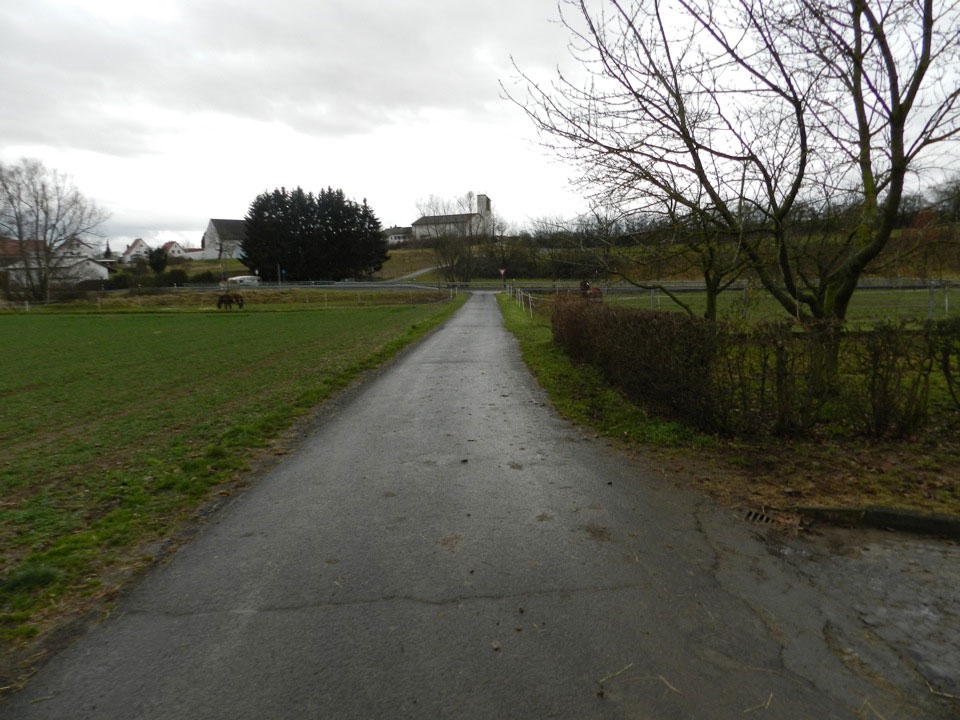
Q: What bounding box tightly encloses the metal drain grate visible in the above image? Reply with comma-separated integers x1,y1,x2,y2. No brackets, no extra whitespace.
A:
744,509,773,524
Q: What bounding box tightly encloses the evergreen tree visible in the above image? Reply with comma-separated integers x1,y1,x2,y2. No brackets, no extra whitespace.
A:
147,246,168,274
241,186,387,281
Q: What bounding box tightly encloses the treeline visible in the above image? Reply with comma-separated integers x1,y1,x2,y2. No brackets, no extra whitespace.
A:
241,187,387,281
427,176,960,285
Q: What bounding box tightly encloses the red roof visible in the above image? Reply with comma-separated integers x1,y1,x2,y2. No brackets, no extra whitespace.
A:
0,239,43,257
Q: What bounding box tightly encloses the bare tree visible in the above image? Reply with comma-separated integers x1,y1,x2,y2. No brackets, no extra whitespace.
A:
0,158,109,301
508,0,960,323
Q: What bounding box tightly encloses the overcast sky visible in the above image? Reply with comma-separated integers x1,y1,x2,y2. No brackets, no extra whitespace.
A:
0,0,587,249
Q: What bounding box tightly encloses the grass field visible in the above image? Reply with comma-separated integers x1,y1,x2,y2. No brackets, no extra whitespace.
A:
0,294,466,648
373,248,435,278
173,248,435,280
169,258,247,275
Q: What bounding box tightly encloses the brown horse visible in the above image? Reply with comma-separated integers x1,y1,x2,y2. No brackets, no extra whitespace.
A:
217,293,244,310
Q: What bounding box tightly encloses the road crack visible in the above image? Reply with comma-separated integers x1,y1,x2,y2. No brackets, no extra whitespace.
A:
124,582,649,618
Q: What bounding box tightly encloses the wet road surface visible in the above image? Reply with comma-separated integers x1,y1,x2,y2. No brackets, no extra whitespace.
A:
5,292,958,718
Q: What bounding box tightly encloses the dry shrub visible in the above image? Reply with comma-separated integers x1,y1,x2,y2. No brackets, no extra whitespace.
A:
844,324,932,437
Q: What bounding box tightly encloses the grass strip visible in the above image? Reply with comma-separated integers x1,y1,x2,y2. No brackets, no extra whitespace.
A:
496,293,702,448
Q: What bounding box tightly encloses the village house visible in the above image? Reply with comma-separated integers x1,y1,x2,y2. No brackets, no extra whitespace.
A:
200,219,246,259
120,238,151,264
160,240,188,259
4,236,110,291
383,226,413,245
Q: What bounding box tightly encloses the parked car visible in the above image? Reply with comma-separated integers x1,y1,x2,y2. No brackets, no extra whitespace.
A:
226,275,261,286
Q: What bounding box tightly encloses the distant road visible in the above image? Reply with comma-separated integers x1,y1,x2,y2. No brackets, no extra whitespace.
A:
391,266,438,281
5,292,955,719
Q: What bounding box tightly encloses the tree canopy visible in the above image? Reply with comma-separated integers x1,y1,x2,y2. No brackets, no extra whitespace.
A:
241,187,387,281
511,0,960,323
0,158,109,301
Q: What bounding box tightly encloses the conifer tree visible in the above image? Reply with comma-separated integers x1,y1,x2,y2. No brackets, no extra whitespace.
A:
241,186,387,281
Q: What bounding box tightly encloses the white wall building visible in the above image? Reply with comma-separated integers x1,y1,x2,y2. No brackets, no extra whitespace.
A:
411,194,492,240
6,256,110,287
201,219,246,259
383,226,412,245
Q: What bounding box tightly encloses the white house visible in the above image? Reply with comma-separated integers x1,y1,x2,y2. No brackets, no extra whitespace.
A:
412,194,492,241
6,256,110,287
201,219,246,259
160,240,188,259
383,226,412,245
120,238,151,263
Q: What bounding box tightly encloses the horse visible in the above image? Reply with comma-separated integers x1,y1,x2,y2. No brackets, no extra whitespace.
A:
217,293,244,310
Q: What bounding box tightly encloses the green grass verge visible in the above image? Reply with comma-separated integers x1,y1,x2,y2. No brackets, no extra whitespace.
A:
0,293,467,642
496,294,702,448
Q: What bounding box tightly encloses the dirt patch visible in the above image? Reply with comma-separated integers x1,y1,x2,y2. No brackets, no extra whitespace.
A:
621,426,960,529
536,512,554,522
583,524,614,542
439,534,463,552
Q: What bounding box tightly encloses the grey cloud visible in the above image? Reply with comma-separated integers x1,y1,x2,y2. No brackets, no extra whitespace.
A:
0,0,568,154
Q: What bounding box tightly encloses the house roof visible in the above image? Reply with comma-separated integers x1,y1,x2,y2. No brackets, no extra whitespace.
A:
209,219,247,241
160,241,184,252
0,238,40,258
185,248,206,253
412,213,477,227
383,226,412,235
122,239,149,254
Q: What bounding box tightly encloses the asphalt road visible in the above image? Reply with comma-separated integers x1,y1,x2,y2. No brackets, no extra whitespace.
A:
5,292,957,719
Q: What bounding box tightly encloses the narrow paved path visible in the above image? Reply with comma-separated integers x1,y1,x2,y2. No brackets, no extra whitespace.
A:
6,293,953,718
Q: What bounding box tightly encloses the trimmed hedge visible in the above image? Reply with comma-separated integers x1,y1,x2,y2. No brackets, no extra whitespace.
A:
551,297,953,438
552,299,718,428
